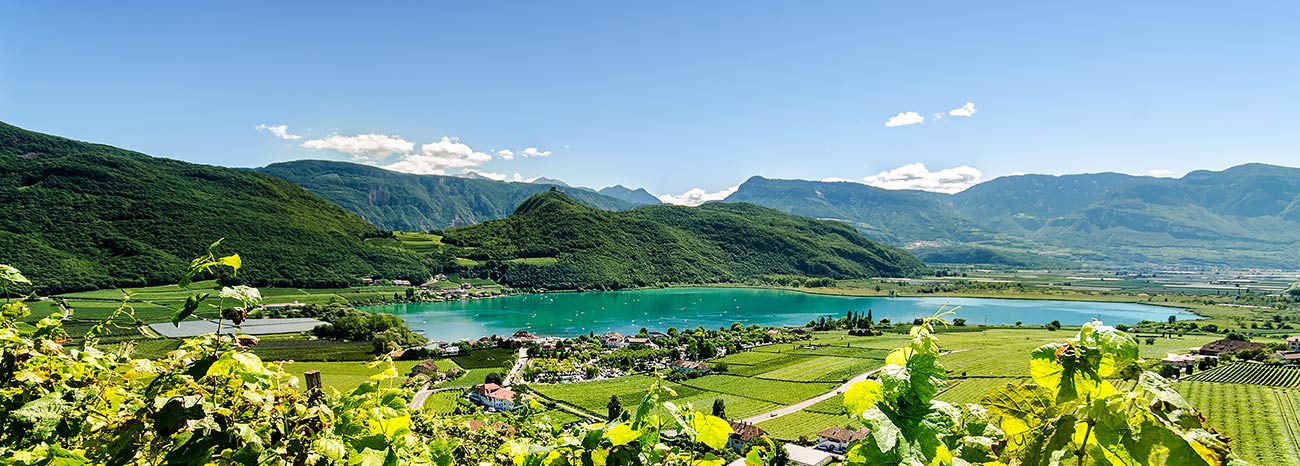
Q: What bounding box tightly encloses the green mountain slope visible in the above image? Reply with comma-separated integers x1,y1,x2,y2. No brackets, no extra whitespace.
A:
258,160,638,231
0,122,442,293
440,189,926,289
722,176,993,244
950,172,1138,233
598,185,661,205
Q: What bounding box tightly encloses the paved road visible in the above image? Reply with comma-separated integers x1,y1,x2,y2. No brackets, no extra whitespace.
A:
740,367,882,424
740,349,965,424
408,385,469,410
504,347,529,387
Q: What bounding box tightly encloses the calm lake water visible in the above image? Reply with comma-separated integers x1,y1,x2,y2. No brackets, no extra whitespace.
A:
368,287,1198,342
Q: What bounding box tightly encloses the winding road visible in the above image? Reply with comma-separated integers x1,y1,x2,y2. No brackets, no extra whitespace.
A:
740,349,965,424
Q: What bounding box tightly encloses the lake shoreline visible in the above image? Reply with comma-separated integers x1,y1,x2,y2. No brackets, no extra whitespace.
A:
374,286,1199,342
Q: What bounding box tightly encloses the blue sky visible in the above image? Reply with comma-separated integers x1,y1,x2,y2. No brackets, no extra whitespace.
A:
3,2,1298,203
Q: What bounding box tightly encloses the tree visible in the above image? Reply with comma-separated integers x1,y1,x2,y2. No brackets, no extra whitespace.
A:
485,372,504,385
607,394,623,421
952,318,967,326
712,398,726,418
1168,315,1177,325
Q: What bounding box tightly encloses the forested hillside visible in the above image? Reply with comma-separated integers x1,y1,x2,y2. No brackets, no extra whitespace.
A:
259,160,638,231
441,189,926,289
0,122,443,292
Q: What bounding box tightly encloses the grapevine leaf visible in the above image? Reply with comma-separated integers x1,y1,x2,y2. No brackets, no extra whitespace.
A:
604,423,641,446
861,406,902,452
844,379,885,417
0,264,30,285
981,383,1055,438
217,253,241,272
691,414,734,450
170,293,208,326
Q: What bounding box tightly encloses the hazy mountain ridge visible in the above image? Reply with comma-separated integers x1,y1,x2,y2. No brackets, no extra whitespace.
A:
725,165,1300,267
598,185,661,205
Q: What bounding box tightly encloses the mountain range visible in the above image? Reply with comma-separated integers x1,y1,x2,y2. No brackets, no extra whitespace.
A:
0,122,442,293
440,189,925,289
0,122,922,292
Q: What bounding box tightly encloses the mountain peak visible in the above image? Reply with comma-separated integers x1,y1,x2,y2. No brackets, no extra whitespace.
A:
512,189,594,216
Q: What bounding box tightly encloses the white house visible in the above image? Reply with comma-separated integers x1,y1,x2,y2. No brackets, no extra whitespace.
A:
469,383,522,412
817,426,870,454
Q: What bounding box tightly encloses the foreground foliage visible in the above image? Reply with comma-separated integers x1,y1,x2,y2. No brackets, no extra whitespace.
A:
0,248,1252,465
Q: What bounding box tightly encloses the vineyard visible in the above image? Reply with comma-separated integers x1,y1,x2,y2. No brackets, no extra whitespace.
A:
1178,381,1300,466
1182,362,1300,388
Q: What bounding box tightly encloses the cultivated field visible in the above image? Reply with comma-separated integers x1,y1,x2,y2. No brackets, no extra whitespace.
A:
1178,381,1300,466
1182,362,1300,388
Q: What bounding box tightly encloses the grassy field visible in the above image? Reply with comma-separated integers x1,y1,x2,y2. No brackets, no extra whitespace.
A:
1178,381,1300,466
756,410,859,441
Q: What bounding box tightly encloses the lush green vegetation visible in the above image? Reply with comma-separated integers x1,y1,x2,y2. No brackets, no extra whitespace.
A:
0,251,1256,465
0,122,446,293
441,190,927,290
258,159,639,231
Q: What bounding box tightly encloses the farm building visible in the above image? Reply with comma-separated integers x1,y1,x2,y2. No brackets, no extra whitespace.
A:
726,420,767,453
1273,351,1300,366
1161,353,1215,369
816,426,870,454
409,360,439,378
469,383,525,412
1197,339,1267,357
670,360,713,375
1288,336,1300,352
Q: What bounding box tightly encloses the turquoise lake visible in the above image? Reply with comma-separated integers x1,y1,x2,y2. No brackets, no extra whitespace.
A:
368,287,1198,342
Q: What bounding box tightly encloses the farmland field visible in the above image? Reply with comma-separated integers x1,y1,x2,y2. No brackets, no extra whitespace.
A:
936,377,1026,404
452,347,518,369
251,339,375,362
755,410,857,441
421,390,468,416
725,354,816,377
714,351,787,366
677,375,838,405
755,356,880,383
1178,381,1300,466
282,360,422,392
1182,362,1300,388
530,376,702,416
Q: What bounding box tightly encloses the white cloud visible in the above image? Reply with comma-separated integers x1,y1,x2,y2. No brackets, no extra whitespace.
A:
497,149,515,160
948,102,977,117
864,163,982,194
382,137,492,175
657,186,739,206
884,111,925,127
521,147,552,158
464,170,508,181
255,124,302,140
302,133,414,163
1147,169,1175,177
1006,171,1026,177
820,177,859,183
